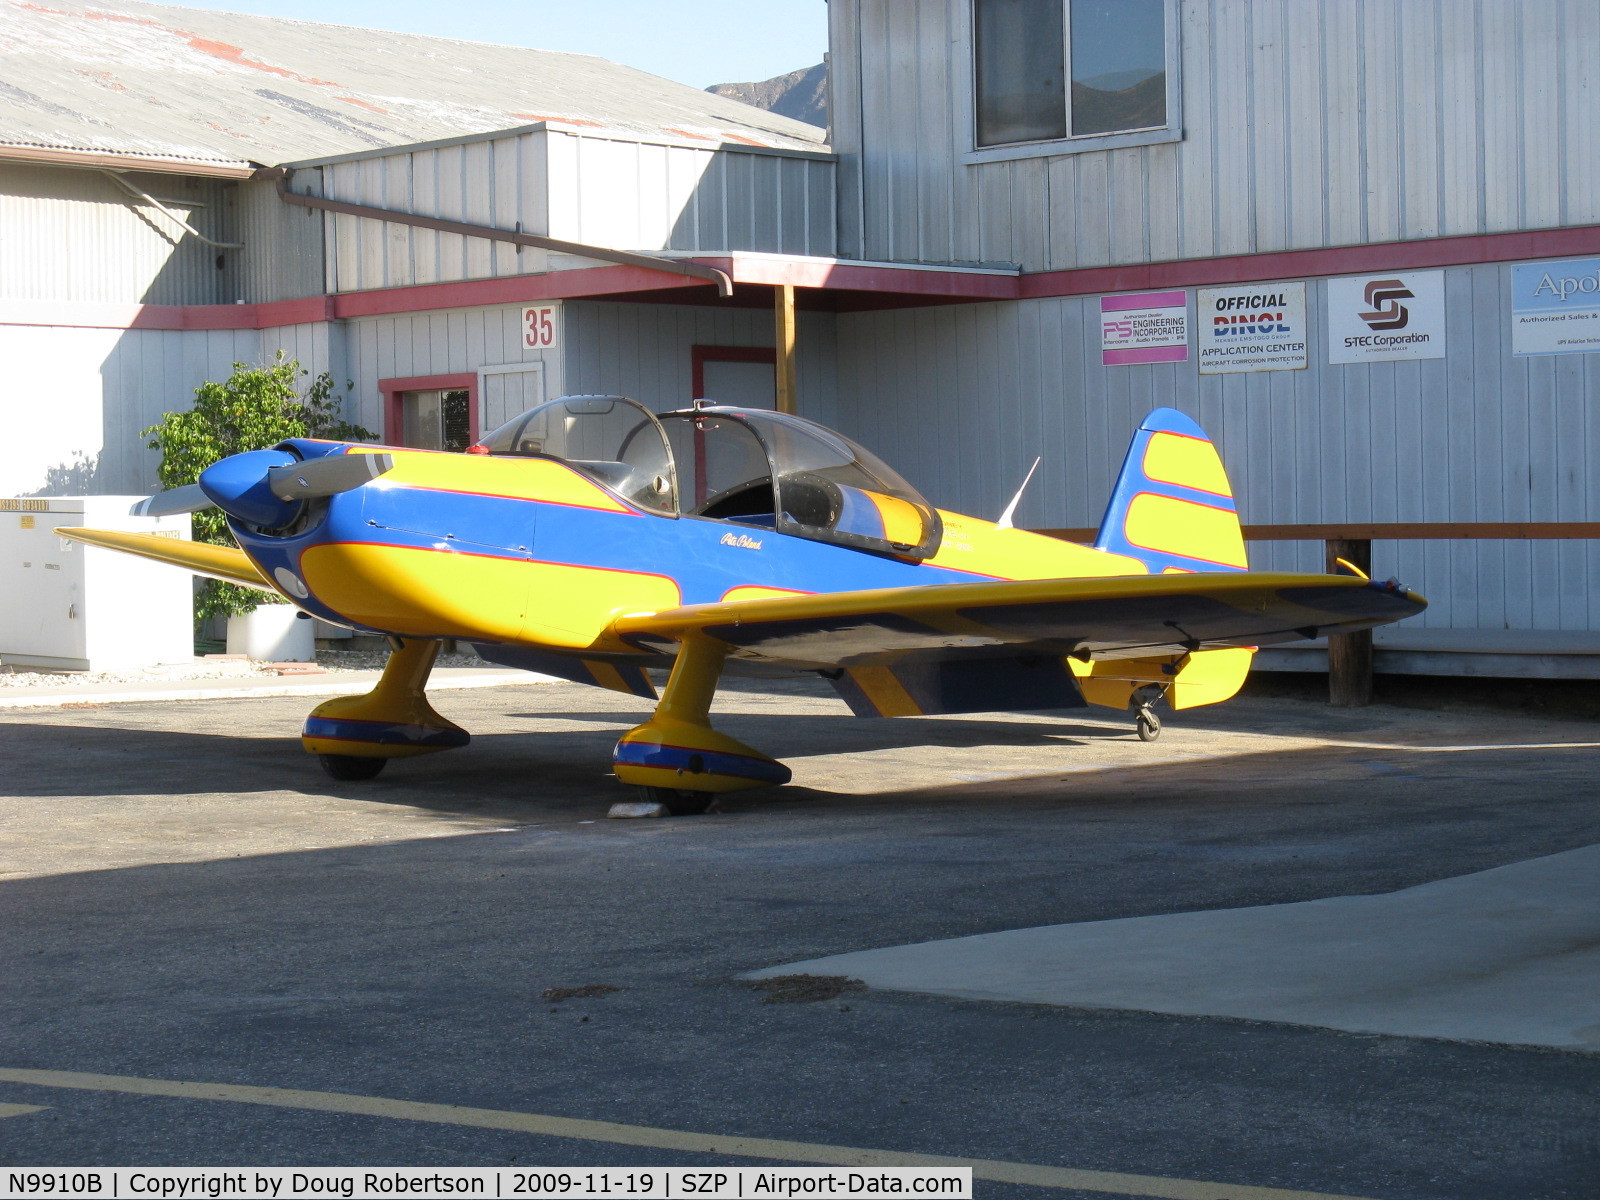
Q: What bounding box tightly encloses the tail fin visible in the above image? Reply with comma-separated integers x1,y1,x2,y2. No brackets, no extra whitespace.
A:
1094,408,1248,573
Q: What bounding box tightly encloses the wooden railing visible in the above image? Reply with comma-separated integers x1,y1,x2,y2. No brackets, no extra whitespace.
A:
1035,523,1600,706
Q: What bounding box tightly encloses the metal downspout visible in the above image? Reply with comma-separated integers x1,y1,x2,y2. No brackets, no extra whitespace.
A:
260,169,733,297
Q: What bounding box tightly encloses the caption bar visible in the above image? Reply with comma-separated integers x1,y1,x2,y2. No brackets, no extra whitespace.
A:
2,1169,972,1200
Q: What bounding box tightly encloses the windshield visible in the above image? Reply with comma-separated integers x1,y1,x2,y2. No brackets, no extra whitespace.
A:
658,406,942,559
473,395,677,514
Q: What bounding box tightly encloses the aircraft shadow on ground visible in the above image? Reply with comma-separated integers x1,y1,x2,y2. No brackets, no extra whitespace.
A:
5,709,1600,842
1,703,1135,797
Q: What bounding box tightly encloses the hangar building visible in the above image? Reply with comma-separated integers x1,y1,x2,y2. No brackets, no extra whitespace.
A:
3,0,1599,677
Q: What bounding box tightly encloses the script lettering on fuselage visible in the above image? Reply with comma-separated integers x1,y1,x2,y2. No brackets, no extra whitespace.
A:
719,532,763,550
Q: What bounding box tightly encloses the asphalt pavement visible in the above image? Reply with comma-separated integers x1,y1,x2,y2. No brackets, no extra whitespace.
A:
0,674,1596,1199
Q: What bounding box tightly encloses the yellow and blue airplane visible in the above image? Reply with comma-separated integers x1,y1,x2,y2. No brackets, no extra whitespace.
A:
62,398,1425,813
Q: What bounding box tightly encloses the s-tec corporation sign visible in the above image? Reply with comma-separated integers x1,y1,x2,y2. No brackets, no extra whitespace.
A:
1326,271,1446,364
1196,283,1307,373
1511,257,1600,355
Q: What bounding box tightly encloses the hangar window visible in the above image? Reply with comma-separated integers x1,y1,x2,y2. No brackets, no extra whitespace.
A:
382,373,480,453
969,0,1178,159
398,389,473,452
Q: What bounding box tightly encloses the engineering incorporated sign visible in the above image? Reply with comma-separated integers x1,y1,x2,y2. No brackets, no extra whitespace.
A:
1101,291,1189,366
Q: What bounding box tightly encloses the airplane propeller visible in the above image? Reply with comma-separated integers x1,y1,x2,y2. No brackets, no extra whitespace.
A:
264,451,394,502
129,450,395,525
129,483,213,518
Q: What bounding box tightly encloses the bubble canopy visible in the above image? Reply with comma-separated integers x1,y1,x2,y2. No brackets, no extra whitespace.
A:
472,396,942,560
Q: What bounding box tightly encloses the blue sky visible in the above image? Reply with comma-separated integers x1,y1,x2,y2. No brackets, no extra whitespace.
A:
162,0,830,89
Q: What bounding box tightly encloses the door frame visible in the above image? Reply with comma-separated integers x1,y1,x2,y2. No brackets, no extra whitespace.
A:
691,345,777,400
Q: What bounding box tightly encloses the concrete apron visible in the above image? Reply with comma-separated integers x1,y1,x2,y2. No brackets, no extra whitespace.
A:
748,844,1600,1052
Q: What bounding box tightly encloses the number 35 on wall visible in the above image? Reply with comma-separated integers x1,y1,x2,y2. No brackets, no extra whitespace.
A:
521,304,560,350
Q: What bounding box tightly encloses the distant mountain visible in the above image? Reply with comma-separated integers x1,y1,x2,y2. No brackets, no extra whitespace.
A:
706,62,827,132
1079,67,1162,93
1071,71,1166,136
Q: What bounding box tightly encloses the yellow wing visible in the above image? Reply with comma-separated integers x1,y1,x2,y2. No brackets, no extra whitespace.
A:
613,572,1425,717
58,527,277,592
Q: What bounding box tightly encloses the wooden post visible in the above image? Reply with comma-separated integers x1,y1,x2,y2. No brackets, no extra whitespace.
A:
1325,538,1374,706
774,284,798,414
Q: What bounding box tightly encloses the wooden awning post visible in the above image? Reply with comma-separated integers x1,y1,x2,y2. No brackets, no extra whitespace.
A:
1325,538,1374,706
774,284,798,415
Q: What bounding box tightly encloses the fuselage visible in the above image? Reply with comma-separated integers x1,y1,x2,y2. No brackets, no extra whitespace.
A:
230,440,1150,660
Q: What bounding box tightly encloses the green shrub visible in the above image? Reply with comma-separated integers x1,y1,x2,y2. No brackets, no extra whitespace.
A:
143,353,375,621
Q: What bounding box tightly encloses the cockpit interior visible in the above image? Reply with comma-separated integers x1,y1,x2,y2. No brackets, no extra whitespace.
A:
470,395,942,560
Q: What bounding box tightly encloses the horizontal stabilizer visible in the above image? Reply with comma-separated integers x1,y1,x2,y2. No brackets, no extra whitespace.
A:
56,527,275,591
831,654,1086,718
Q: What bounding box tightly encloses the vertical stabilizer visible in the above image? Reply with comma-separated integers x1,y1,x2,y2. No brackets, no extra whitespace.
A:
1095,408,1248,573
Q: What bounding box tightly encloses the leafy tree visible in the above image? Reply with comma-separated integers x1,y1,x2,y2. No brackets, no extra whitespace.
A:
143,353,375,621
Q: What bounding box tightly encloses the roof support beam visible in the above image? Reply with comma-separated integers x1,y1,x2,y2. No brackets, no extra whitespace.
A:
774,284,798,415
263,170,733,297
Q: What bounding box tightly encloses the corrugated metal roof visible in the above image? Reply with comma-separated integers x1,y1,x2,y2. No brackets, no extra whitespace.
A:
0,0,829,169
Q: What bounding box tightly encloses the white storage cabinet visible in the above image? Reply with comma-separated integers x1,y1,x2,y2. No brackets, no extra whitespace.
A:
1,497,194,672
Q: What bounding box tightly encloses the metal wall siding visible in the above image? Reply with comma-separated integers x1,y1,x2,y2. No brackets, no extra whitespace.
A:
343,303,565,435
561,301,840,428
0,164,232,305
235,177,325,303
840,0,1600,270
832,263,1600,631
1565,1,1600,226
319,128,834,277
1,324,312,495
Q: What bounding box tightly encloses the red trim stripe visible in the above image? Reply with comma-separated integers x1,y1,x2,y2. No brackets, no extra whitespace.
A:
1021,225,1600,299
10,224,1600,333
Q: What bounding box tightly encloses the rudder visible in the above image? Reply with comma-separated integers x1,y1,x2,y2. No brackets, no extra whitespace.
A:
1095,408,1248,574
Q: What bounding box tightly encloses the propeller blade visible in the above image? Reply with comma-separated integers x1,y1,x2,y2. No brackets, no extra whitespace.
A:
129,484,214,518
266,453,394,502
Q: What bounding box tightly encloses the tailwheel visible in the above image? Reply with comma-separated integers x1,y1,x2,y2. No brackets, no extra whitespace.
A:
1131,684,1165,742
636,786,717,816
319,754,387,781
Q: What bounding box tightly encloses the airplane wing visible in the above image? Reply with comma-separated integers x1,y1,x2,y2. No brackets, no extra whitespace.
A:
613,571,1425,667
58,527,277,592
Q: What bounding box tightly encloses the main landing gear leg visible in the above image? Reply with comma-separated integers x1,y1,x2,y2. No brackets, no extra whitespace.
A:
611,634,791,814
302,637,469,780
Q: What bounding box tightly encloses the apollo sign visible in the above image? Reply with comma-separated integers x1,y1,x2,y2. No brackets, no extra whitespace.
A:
1511,257,1600,356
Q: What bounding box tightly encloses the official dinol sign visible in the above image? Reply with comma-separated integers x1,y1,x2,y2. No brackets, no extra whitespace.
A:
1326,271,1446,364
1511,257,1600,356
1101,291,1189,365
1196,283,1307,373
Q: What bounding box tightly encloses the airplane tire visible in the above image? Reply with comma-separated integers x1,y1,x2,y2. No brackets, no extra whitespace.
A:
1135,710,1162,742
319,754,387,781
636,786,714,816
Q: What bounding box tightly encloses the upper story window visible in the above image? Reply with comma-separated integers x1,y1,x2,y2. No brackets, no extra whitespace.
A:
972,0,1175,155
